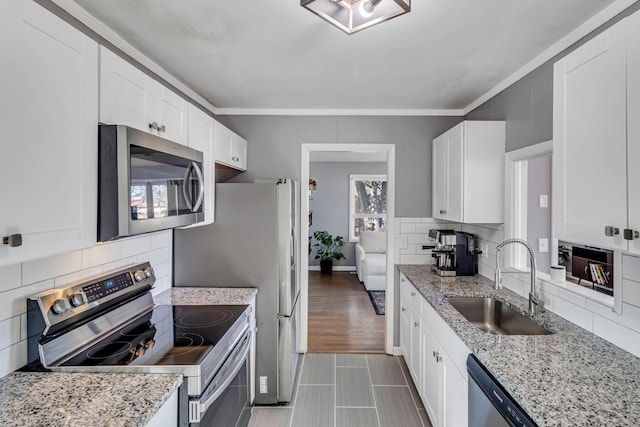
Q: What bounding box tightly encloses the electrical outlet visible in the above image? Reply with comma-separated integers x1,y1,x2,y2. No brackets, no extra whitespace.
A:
259,376,268,393
539,238,549,253
539,194,548,208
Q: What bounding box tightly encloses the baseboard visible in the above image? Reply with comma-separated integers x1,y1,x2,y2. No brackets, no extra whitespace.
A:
308,266,356,272
392,346,403,356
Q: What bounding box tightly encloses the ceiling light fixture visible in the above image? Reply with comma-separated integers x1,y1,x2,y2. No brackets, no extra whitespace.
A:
301,0,411,35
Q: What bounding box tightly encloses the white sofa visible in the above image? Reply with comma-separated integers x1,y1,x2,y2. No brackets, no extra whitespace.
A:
355,231,387,291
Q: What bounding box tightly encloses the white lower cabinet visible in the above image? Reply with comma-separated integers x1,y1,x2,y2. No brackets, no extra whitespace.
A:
146,388,178,427
400,274,470,427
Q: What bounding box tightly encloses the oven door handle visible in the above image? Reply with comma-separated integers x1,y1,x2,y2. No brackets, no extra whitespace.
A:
189,331,251,424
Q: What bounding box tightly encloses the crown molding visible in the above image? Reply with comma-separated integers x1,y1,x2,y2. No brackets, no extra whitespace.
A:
215,108,464,117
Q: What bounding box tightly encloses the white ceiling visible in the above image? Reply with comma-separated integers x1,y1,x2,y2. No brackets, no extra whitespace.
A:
70,0,619,112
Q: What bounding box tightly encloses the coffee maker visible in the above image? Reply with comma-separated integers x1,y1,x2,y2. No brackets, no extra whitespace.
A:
429,229,480,276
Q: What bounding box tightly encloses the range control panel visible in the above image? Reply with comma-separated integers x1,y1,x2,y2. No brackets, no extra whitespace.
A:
28,262,155,326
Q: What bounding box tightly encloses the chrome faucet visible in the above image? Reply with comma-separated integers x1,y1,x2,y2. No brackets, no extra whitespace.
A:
494,238,542,315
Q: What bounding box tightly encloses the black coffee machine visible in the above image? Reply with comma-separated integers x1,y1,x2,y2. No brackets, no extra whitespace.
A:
429,230,481,276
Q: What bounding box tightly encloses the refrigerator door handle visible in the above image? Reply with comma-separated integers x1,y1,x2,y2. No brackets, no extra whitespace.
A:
277,291,299,319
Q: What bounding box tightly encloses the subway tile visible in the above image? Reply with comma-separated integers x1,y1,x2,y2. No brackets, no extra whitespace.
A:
400,223,416,234
593,315,640,357
336,367,374,407
407,234,430,245
557,288,587,308
102,257,138,273
0,279,54,320
137,247,169,267
622,254,640,281
538,280,559,296
22,251,82,285
336,408,379,427
622,279,640,309
0,264,21,292
414,224,430,234
400,255,430,265
538,290,555,312
620,303,640,333
54,266,103,288
0,341,27,378
367,355,406,386
20,313,27,341
585,300,619,322
396,236,408,250
400,244,417,255
553,296,593,332
0,316,21,350
151,231,171,250
82,242,122,269
121,236,152,258
400,218,422,224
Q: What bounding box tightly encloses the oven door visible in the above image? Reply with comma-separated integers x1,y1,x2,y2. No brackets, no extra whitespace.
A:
188,329,251,427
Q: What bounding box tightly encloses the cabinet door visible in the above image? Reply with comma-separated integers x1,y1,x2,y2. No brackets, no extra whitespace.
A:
432,133,448,219
441,350,468,427
214,122,234,166
553,26,627,250
446,124,463,222
99,46,151,130
0,1,98,266
154,84,187,145
410,308,421,388
421,324,441,427
232,135,248,171
186,104,215,225
399,279,411,362
627,12,640,255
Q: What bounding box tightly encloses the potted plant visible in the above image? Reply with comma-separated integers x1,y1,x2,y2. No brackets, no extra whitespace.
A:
312,231,346,274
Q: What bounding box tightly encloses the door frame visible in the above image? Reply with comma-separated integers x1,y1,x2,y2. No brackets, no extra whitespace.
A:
300,143,396,355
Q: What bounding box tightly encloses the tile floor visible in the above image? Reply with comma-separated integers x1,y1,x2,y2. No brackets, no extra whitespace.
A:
250,353,432,427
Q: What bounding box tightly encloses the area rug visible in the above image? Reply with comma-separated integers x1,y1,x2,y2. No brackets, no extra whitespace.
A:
367,290,385,315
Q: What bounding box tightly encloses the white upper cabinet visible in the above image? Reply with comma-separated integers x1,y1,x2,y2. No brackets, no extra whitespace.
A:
432,121,505,223
100,47,187,145
186,104,216,226
553,13,640,252
214,121,248,171
0,1,98,266
626,11,640,255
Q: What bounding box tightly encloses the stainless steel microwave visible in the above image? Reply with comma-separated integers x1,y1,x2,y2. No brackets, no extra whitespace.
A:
98,125,205,242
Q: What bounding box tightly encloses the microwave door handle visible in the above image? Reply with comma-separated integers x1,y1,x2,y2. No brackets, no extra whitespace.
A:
191,162,205,213
182,163,194,211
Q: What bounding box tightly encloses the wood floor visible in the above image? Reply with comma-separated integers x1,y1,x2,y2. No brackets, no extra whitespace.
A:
307,271,385,353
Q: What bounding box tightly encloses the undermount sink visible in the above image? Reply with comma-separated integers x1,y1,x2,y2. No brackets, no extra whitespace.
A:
446,297,552,336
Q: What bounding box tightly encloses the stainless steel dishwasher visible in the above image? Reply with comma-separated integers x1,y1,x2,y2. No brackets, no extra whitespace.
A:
467,355,538,427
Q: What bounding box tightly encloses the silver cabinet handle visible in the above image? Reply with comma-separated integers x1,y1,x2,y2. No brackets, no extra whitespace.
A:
148,121,159,131
401,307,406,312
604,226,620,236
410,291,416,297
414,321,419,327
2,234,22,247
624,229,640,240
432,350,436,358
158,124,166,133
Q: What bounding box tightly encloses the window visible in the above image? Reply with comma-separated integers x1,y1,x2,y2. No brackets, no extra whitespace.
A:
349,174,387,241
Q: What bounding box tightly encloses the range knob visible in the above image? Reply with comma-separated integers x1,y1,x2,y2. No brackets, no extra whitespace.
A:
133,270,146,282
51,298,69,315
69,293,85,307
143,338,155,350
143,267,154,278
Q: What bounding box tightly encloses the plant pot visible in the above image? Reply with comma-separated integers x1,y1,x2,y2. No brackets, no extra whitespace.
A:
320,258,333,274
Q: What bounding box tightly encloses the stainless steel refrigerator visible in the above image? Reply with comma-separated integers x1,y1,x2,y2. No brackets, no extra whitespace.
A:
173,179,299,405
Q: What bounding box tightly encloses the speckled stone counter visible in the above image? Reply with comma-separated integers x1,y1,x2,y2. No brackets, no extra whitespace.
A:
154,287,257,306
0,372,182,427
398,265,640,427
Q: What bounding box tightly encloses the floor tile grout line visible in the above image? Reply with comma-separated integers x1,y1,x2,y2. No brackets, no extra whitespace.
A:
397,356,427,427
333,353,337,427
288,353,305,427
365,354,383,427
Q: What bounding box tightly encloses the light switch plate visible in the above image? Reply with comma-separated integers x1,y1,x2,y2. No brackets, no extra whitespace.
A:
539,238,549,253
539,195,548,208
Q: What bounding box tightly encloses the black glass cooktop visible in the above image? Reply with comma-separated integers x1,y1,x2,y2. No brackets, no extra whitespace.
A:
61,305,248,367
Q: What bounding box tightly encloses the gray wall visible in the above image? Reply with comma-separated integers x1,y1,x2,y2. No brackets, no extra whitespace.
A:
527,155,552,273
216,116,462,217
308,161,387,266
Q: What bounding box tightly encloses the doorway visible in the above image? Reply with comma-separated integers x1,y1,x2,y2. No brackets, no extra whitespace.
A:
300,144,396,355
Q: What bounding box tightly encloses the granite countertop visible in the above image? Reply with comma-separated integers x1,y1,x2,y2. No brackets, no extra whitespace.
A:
154,287,257,306
398,265,640,427
0,372,182,427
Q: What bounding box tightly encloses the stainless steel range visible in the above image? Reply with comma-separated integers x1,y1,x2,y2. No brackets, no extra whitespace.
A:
26,262,251,426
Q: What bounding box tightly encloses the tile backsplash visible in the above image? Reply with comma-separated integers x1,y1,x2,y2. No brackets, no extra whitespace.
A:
0,230,172,378
395,217,640,358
